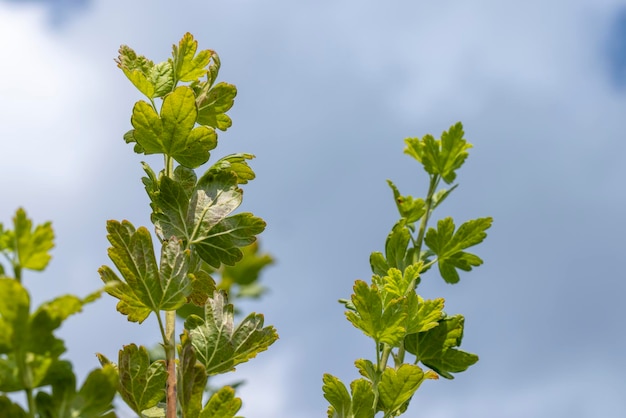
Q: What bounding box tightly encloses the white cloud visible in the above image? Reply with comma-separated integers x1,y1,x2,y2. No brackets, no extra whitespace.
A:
0,3,108,197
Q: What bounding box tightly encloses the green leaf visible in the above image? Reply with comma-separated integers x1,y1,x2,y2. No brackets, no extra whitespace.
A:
207,153,256,184
196,82,237,131
131,86,218,168
195,213,266,269
384,222,410,272
151,175,192,241
100,221,191,319
158,237,192,311
38,363,118,418
0,395,27,418
345,280,406,346
404,122,472,184
118,344,167,414
404,314,479,379
13,208,54,271
350,379,376,418
322,375,375,418
172,33,213,83
100,220,161,320
185,291,278,375
72,365,118,417
404,294,444,335
28,293,99,357
387,180,426,224
378,364,435,414
0,278,29,353
369,252,389,277
424,217,492,283
178,331,207,418
380,263,423,302
199,386,242,418
354,359,380,388
322,374,351,418
116,45,174,99
189,171,243,243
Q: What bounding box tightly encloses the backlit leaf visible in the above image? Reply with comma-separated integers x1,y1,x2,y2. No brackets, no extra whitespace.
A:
387,180,426,224
322,374,351,418
118,344,167,414
404,314,478,379
117,44,174,99
131,86,217,168
13,208,54,271
207,153,256,184
378,364,435,414
424,217,492,283
199,386,242,418
0,278,29,353
185,291,277,376
172,32,213,82
196,82,237,131
404,122,472,184
345,280,406,346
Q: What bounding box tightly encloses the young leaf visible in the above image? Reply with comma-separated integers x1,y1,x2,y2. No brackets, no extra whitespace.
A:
350,379,376,418
0,278,29,353
178,331,207,418
116,45,174,99
369,252,389,277
404,122,472,184
322,374,351,418
322,375,376,418
196,82,237,131
403,294,444,335
207,153,256,184
0,396,27,418
387,180,426,224
172,32,213,83
378,364,436,414
199,386,242,418
185,291,278,375
345,280,407,346
424,217,492,283
131,86,218,168
13,207,54,271
384,222,411,272
118,344,167,415
404,314,478,379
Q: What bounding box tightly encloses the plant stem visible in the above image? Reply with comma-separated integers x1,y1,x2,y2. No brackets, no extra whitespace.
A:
398,175,439,366
165,310,177,418
25,388,36,418
163,158,177,418
413,175,439,263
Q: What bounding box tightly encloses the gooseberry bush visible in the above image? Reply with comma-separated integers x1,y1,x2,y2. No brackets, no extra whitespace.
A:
0,33,491,418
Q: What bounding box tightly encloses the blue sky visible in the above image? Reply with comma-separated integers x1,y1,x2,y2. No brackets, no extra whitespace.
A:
1,1,626,417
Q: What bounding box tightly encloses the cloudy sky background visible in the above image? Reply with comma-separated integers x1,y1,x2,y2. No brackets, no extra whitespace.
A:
1,0,626,417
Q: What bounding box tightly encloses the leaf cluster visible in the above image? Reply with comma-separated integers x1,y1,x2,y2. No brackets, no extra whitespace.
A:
0,209,116,417
324,123,491,417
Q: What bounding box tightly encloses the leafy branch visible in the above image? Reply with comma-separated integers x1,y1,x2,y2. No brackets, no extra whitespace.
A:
325,123,492,417
96,33,278,418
